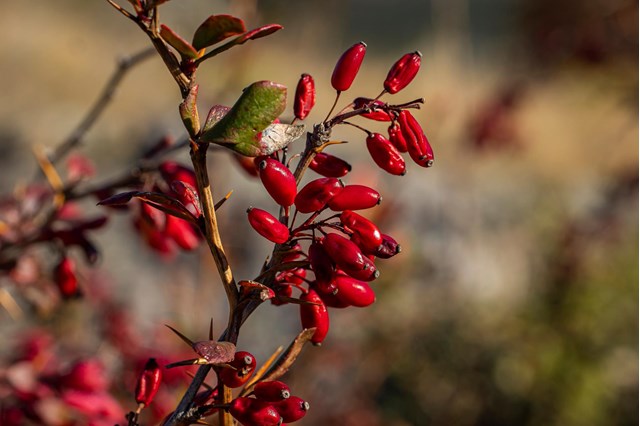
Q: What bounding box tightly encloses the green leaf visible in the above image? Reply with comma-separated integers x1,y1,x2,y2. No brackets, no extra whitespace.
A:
202,105,230,134
192,15,246,50
200,81,288,154
234,123,305,157
160,24,199,60
179,85,200,137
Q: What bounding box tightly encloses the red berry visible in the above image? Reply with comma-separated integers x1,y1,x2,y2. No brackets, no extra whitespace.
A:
318,290,350,308
54,257,79,298
294,178,343,213
247,208,290,244
384,51,422,94
271,284,293,306
253,380,291,402
219,351,257,388
331,42,367,92
135,358,162,407
353,97,393,121
229,397,281,426
334,274,376,307
273,396,310,423
366,133,406,176
339,258,379,282
294,73,316,120
300,289,330,345
309,152,351,178
373,233,402,259
322,233,369,272
340,210,383,252
388,122,408,153
170,180,201,217
327,185,381,211
308,241,337,294
258,159,297,207
399,110,434,168
164,215,200,250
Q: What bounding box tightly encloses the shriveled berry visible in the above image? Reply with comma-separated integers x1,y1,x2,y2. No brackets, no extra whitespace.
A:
309,152,351,178
340,210,383,252
135,358,162,407
294,73,315,120
388,121,408,153
295,178,343,213
327,185,381,211
54,257,79,298
373,233,402,259
384,51,422,94
219,351,256,388
399,110,434,168
258,158,297,207
366,133,406,176
273,396,310,423
247,208,290,244
331,42,367,92
353,97,393,121
300,289,330,345
253,380,291,402
334,274,376,307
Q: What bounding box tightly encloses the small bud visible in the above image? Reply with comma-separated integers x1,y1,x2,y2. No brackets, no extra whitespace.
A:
258,158,297,207
384,51,422,94
327,185,381,211
135,358,162,407
366,133,406,176
247,208,290,244
309,152,352,178
294,73,316,120
300,289,330,345
294,178,343,213
331,42,367,92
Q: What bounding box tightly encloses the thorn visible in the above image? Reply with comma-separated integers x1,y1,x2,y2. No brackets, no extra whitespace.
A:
209,318,214,341
165,324,195,347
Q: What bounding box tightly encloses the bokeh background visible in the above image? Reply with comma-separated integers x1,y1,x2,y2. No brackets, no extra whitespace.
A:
0,0,637,425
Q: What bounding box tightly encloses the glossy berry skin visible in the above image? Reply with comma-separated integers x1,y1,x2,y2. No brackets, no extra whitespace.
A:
384,51,422,94
399,110,434,168
294,73,315,120
328,185,381,211
164,215,200,250
340,210,383,252
219,351,257,388
247,208,290,244
258,159,297,207
334,274,376,307
309,152,351,178
300,289,330,345
295,177,343,213
253,380,291,402
322,233,369,272
318,290,350,308
135,358,162,407
273,396,310,423
388,122,408,153
331,42,367,92
366,133,406,176
229,397,281,426
54,257,79,298
353,97,393,121
340,258,379,282
309,242,337,295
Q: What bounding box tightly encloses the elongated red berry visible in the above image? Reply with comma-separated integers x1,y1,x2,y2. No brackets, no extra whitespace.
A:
54,257,79,298
219,351,257,388
399,110,434,167
334,274,376,307
294,178,343,213
318,290,350,308
388,122,408,153
353,97,393,121
229,397,281,426
258,159,297,207
322,233,368,272
327,184,381,211
340,210,383,252
309,152,351,178
373,233,402,259
366,133,406,176
164,215,200,250
384,51,422,94
339,258,379,282
331,42,367,92
247,208,290,244
135,358,162,407
273,396,310,423
253,381,291,402
308,241,337,295
300,289,329,345
294,74,315,120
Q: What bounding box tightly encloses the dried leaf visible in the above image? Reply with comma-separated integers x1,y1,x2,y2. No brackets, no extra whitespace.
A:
160,24,199,59
193,341,236,364
192,15,246,50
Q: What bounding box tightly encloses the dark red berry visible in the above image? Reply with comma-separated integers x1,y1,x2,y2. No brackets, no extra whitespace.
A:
54,257,79,298
366,133,406,176
219,351,257,388
300,289,330,345
247,208,290,244
253,380,291,402
273,395,310,423
334,274,376,307
309,152,351,178
384,51,422,94
372,233,402,259
331,42,367,92
229,397,281,426
135,358,162,407
258,158,297,207
388,121,408,153
294,73,315,120
327,185,381,211
308,242,337,294
353,97,393,121
399,110,434,168
294,178,343,213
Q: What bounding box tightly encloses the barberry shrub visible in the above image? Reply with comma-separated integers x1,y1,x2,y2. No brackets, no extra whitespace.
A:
0,2,433,425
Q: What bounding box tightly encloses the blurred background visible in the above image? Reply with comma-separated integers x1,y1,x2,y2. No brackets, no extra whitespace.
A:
0,0,637,425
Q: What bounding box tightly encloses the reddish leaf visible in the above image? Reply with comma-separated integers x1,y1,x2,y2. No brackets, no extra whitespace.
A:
235,24,283,45
160,24,199,59
98,191,197,225
192,15,246,50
